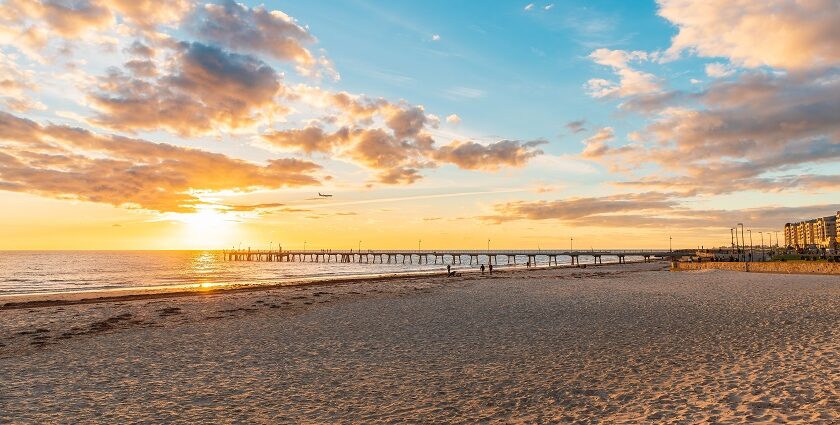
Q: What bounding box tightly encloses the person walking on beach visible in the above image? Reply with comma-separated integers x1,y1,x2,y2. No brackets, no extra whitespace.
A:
489,264,493,274
480,264,485,274
447,264,451,276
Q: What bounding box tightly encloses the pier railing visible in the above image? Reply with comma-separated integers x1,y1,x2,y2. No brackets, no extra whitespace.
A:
221,249,690,265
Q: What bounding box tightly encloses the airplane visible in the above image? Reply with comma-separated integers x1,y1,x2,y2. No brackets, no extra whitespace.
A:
318,192,333,197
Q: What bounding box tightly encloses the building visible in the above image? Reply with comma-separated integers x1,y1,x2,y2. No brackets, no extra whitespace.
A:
784,223,798,248
785,212,839,251
815,216,836,247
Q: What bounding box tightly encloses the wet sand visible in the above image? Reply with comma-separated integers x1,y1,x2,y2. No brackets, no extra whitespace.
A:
2,262,839,423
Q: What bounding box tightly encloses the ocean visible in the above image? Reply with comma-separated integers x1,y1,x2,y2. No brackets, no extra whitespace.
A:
0,251,640,296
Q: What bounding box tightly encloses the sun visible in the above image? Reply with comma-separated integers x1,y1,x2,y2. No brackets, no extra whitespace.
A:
172,206,239,249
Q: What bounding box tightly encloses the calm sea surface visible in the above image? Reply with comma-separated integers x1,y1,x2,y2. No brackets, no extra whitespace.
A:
0,251,640,296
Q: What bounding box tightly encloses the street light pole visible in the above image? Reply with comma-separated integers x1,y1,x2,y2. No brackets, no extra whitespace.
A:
669,235,672,252
738,223,745,261
418,239,421,252
570,237,573,252
747,230,753,262
487,239,490,252
731,228,735,250
768,233,773,256
760,232,765,261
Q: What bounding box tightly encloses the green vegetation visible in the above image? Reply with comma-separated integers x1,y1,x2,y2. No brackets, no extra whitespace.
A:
771,254,840,262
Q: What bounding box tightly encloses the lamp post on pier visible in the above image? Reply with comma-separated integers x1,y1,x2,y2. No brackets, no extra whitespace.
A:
738,223,745,261
418,239,421,252
358,240,361,252
669,235,672,252
570,237,574,252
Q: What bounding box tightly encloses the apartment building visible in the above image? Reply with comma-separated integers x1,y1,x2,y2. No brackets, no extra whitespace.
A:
785,212,839,250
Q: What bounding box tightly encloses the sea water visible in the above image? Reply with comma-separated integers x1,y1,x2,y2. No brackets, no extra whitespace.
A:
0,251,640,295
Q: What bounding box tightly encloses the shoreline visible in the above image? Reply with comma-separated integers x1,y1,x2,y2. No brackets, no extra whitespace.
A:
0,259,659,310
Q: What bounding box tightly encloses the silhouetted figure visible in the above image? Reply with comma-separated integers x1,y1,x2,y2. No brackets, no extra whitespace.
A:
447,264,451,276
480,264,485,274
489,264,493,274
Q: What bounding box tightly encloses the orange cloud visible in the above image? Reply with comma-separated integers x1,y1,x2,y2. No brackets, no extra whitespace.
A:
659,0,840,70
0,112,321,213
483,192,840,230
586,48,662,98
0,0,191,53
433,139,545,171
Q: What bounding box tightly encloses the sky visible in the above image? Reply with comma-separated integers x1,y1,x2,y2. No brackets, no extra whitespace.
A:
0,0,838,250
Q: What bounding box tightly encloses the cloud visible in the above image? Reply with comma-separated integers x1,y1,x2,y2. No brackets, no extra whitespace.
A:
0,111,321,213
125,40,155,58
445,114,461,124
263,124,433,185
704,62,735,78
89,42,285,136
585,48,661,98
223,202,286,212
565,120,586,134
433,140,546,171
104,0,192,30
445,86,485,99
375,167,423,185
0,52,40,112
617,90,685,114
580,127,615,158
2,0,112,39
432,34,441,41
658,0,840,70
264,86,545,184
482,192,678,224
524,3,535,11
586,70,840,195
123,59,157,78
189,0,337,79
544,4,555,11
482,191,840,230
0,0,191,54
262,126,349,154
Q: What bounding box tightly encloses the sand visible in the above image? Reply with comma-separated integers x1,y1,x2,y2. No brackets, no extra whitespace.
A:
1,262,839,423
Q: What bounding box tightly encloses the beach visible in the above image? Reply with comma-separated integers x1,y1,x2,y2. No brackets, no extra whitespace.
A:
2,262,839,423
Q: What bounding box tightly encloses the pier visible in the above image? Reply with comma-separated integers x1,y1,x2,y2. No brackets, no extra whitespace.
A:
222,249,685,266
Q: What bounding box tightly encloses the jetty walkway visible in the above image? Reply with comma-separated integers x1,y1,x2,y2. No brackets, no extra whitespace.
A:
222,249,687,266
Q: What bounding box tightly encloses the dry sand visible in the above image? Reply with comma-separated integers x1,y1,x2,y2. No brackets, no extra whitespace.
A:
1,262,839,423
